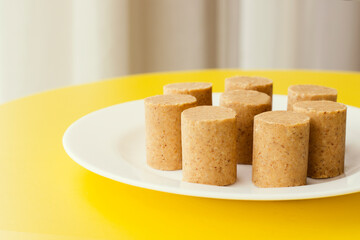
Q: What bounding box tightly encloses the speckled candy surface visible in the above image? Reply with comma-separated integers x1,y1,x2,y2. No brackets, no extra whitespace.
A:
225,76,273,102
220,89,271,164
144,94,197,170
252,111,310,188
294,100,347,178
181,106,237,186
164,82,212,106
287,84,337,110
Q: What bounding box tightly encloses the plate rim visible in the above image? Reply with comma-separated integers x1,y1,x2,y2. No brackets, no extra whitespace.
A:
63,94,360,201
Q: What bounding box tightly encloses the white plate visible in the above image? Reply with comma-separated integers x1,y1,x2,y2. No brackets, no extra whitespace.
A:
63,94,360,200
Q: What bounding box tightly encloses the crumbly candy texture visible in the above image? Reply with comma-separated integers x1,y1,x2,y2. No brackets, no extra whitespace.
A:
181,106,237,186
224,76,273,100
163,82,212,106
145,94,197,170
220,90,271,164
287,84,337,110
293,100,347,178
252,111,310,188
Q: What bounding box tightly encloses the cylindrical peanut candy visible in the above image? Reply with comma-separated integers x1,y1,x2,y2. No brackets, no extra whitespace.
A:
181,106,237,186
252,111,310,188
287,84,337,110
145,94,197,170
164,82,212,106
220,89,271,164
293,100,347,178
225,76,273,101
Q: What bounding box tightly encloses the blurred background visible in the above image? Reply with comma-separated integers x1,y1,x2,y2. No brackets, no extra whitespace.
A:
0,0,359,103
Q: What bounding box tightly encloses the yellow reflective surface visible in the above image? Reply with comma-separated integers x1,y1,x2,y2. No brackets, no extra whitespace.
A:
0,70,359,239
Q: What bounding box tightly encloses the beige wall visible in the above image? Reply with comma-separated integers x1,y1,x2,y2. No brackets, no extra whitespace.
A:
0,0,359,103
240,0,360,70
0,0,73,101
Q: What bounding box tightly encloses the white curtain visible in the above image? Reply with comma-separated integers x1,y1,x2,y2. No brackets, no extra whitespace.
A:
240,0,360,70
1,0,359,103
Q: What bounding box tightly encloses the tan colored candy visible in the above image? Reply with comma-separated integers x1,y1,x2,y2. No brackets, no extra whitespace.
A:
252,111,310,188
225,76,273,100
287,84,337,110
220,90,271,164
293,100,347,178
164,82,212,106
144,94,197,170
181,106,237,186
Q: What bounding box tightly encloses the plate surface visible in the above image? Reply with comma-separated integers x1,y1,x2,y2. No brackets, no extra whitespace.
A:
63,94,360,200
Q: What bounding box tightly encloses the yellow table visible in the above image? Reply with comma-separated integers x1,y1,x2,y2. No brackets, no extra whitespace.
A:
0,70,359,240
